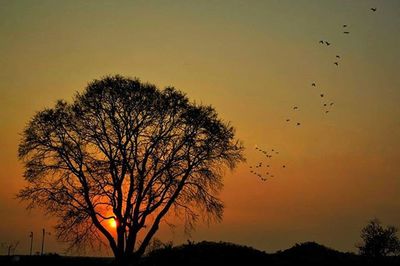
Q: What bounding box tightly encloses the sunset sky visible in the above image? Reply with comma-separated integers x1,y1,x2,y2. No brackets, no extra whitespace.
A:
1,0,400,256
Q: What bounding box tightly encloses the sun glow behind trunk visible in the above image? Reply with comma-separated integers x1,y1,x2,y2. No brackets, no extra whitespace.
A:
109,218,117,229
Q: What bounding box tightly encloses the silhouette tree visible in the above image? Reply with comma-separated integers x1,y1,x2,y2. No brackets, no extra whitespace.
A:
18,75,244,264
357,219,400,257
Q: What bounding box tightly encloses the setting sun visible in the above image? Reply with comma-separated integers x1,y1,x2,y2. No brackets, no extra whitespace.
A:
109,218,117,228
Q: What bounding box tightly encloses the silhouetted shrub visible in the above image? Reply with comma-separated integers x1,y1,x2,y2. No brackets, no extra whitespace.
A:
357,219,400,257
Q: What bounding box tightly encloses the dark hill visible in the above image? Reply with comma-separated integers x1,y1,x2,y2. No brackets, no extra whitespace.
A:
141,241,400,266
274,241,358,266
140,240,269,266
1,241,400,266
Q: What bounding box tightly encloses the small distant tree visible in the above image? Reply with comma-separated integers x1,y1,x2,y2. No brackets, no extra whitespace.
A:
357,219,400,257
18,75,244,265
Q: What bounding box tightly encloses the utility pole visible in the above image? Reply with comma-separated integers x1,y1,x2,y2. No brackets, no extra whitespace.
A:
6,241,19,256
29,231,33,256
41,228,45,256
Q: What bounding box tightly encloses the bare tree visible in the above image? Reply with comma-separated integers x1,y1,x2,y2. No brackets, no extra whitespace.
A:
357,219,400,257
18,75,244,264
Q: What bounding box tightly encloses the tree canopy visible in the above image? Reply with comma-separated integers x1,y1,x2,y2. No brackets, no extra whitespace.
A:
357,219,400,257
18,75,244,262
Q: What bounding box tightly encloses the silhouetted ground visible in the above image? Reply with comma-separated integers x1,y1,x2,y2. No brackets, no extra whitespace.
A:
1,241,399,266
141,241,400,266
0,254,112,266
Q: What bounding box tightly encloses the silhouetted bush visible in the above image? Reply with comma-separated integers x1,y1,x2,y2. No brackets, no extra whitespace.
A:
357,219,400,258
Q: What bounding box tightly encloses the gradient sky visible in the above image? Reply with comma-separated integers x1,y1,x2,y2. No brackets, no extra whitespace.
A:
1,0,400,256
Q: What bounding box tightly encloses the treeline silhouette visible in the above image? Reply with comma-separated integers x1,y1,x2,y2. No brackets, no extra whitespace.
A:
2,241,399,266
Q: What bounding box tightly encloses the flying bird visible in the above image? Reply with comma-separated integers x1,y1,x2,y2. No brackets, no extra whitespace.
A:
343,31,350,34
330,102,334,106
323,103,327,107
343,24,348,27
325,110,329,114
286,119,290,122
325,41,331,46
320,94,324,97
336,55,340,59
371,7,377,12
296,122,301,126
282,165,286,168
293,106,299,110
319,40,324,44
334,62,339,66
312,82,316,87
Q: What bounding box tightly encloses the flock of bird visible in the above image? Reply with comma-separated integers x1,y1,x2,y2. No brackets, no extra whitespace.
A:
248,146,286,181
248,6,378,183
